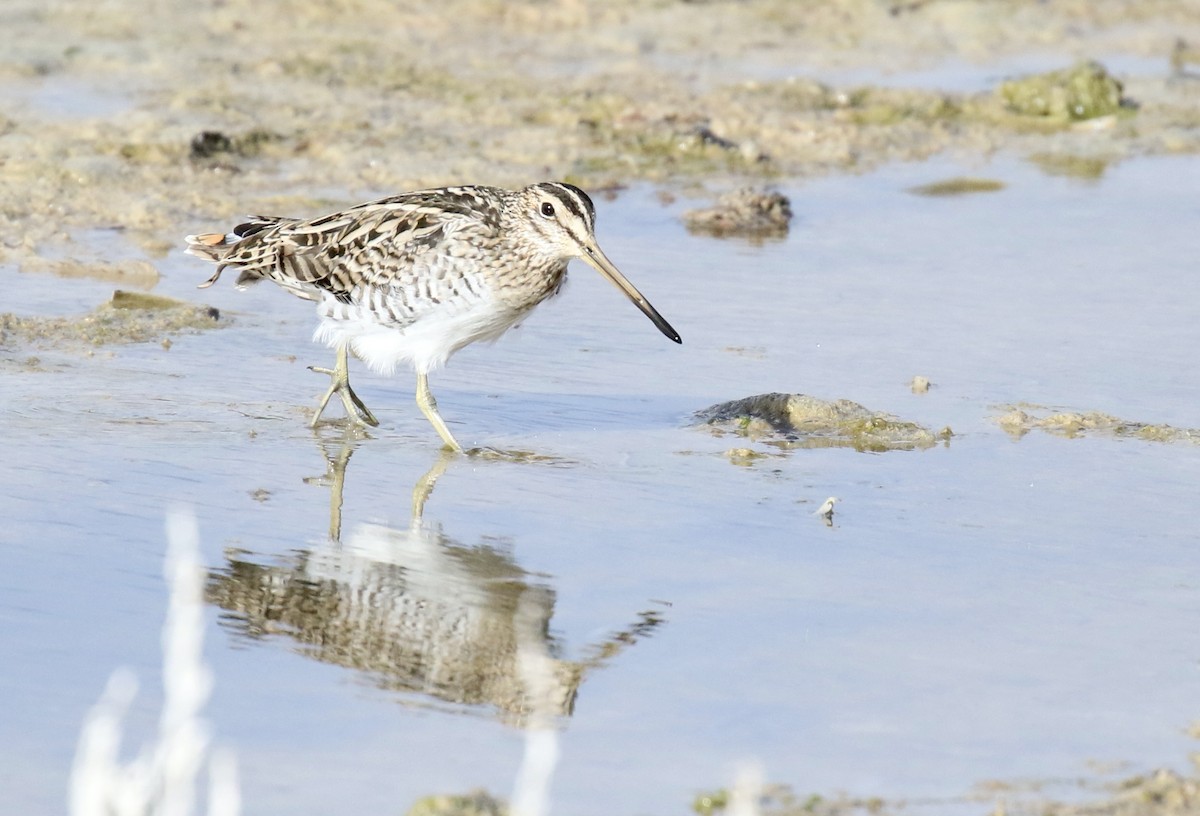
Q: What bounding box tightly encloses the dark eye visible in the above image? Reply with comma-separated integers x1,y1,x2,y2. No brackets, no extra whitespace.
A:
540,202,555,218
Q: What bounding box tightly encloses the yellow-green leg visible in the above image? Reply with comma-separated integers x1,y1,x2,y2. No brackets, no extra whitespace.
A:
309,344,379,428
416,372,462,452
411,451,454,520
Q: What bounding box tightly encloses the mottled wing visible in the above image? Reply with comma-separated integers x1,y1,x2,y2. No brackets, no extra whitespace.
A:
208,188,500,308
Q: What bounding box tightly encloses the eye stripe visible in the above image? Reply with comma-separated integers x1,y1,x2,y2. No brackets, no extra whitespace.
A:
538,182,595,231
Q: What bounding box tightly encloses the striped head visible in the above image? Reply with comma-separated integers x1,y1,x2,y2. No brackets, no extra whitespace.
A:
511,182,598,258
508,182,682,344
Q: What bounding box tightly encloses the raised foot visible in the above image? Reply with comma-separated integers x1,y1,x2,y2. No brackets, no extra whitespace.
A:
309,364,380,428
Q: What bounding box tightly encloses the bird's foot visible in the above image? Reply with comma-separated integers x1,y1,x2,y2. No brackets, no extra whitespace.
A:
309,365,380,428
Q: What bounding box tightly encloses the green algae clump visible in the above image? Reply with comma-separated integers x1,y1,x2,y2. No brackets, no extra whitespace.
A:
994,403,1198,444
908,177,1005,197
0,290,221,348
406,790,507,816
999,61,1127,122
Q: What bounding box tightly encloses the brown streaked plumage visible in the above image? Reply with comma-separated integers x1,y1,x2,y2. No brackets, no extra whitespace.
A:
185,182,681,451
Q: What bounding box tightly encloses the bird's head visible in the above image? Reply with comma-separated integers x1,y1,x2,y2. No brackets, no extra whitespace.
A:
511,182,681,344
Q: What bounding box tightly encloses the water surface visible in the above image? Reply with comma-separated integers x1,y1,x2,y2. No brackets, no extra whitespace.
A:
2,155,1198,815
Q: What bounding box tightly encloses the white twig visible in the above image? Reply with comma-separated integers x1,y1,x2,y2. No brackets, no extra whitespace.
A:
69,507,240,816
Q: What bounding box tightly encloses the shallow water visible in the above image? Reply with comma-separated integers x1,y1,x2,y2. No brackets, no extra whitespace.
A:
2,154,1199,815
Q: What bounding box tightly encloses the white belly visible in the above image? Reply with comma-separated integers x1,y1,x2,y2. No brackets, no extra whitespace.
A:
313,295,530,376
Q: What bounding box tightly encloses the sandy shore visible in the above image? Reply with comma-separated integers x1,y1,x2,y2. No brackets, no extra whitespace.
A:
4,0,1200,267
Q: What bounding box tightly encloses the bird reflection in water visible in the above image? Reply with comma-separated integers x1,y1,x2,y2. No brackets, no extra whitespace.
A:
205,429,667,728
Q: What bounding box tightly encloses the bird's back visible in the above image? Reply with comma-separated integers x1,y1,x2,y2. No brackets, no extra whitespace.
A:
187,187,510,313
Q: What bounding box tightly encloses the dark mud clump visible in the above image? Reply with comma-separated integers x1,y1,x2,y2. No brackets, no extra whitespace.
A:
683,189,793,239
189,128,285,162
696,392,951,452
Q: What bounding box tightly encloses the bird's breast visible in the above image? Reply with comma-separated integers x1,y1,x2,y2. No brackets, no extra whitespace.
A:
488,258,568,312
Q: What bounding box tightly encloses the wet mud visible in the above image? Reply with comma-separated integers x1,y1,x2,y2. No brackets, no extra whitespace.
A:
4,0,1200,269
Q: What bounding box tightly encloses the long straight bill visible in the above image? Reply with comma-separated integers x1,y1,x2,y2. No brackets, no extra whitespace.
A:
582,245,682,344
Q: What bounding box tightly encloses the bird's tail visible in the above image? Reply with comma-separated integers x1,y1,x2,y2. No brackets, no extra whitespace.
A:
184,231,232,261
185,216,294,288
